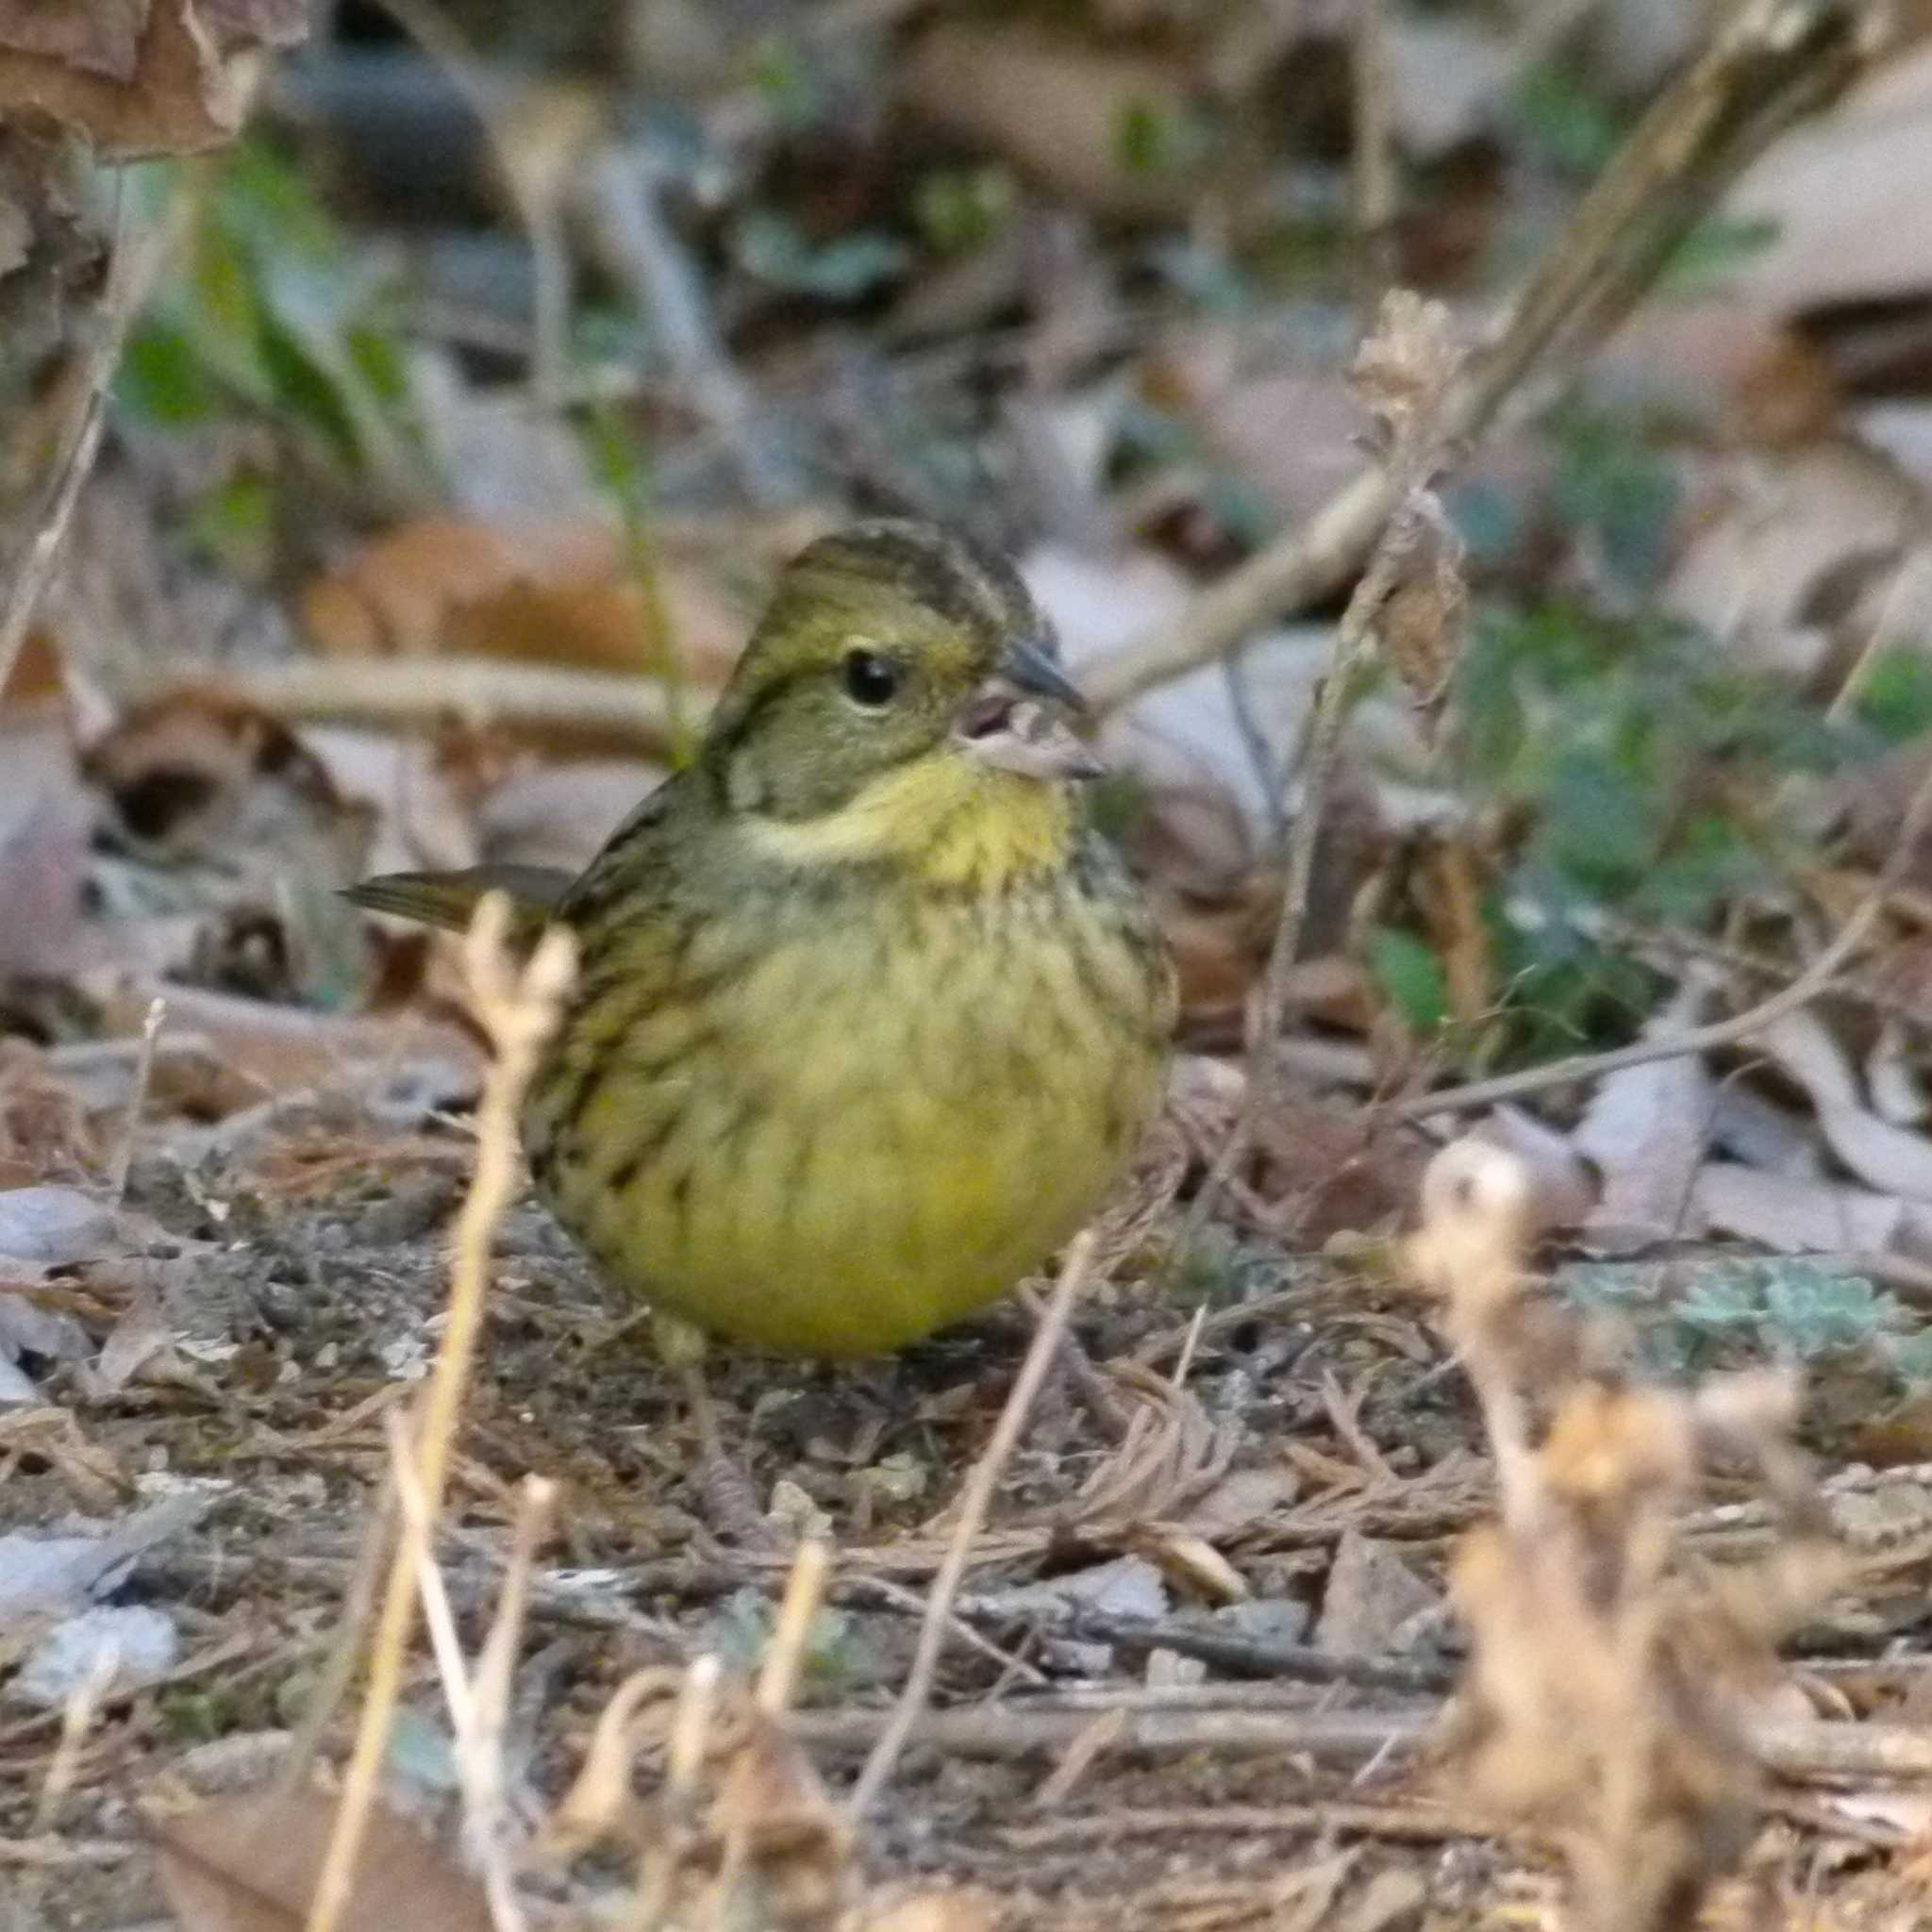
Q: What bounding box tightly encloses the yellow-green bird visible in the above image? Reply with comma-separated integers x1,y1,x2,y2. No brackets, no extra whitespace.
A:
347,521,1175,1357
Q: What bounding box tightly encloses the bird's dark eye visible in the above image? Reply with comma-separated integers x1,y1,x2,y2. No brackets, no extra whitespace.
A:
841,648,901,708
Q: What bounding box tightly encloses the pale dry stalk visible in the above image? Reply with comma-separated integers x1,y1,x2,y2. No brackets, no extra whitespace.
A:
306,895,575,1932
1348,0,1397,304
127,654,697,751
848,1231,1100,1819
383,1408,526,1932
466,1475,558,1831
624,1656,723,1932
1188,291,1467,1238
1081,0,1879,717
758,1538,833,1716
107,996,166,1208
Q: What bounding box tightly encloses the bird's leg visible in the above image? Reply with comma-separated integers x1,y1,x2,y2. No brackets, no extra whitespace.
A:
653,1313,780,1546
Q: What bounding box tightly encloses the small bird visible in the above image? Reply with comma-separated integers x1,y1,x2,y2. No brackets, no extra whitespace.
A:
347,521,1175,1359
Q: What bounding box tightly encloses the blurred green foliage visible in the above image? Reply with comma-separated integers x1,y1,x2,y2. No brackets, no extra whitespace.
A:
731,208,910,301
119,142,425,507
1508,61,1626,176
1856,647,1932,745
1390,586,1857,1067
1560,1256,1932,1388
1368,924,1452,1034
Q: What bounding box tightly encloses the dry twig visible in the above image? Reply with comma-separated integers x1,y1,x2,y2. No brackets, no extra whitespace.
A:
1080,0,1879,716
307,895,575,1932
1187,291,1466,1235
124,655,697,751
847,1232,1099,1819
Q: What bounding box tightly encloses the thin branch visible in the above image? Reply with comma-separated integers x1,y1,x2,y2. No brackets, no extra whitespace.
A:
106,996,165,1208
384,1409,528,1932
1080,0,1877,716
123,655,700,751
846,1232,1098,1820
811,1699,1932,1786
375,0,574,413
583,143,803,508
1349,0,1397,306
1187,292,1465,1239
307,899,575,1932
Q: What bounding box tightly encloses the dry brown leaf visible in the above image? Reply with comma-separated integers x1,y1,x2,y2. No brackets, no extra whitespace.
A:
299,515,763,691
0,1040,98,1187
1253,1092,1430,1244
0,1,148,77
1132,1527,1249,1605
82,688,372,875
0,1402,126,1508
0,0,310,161
1314,1530,1438,1656
151,1787,491,1932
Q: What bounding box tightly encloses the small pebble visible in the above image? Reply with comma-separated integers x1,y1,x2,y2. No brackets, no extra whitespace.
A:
14,1606,179,1710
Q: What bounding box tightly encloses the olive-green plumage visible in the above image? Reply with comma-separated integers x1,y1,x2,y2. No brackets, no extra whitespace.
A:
347,520,1174,1356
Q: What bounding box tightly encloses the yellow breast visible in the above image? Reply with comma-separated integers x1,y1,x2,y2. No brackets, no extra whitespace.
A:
528,844,1172,1356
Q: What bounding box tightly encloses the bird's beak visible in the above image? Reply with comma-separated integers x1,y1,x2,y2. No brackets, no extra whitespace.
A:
1003,636,1088,713
953,637,1105,783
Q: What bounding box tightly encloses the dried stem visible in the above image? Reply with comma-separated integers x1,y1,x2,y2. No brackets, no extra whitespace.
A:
801,1702,1932,1788
468,1476,558,1819
1349,0,1397,305
584,143,802,508
1080,0,1877,716
1188,292,1465,1236
375,0,573,413
106,997,165,1209
122,655,696,753
757,1539,832,1717
306,897,575,1932
847,1231,1099,1820
625,1656,721,1932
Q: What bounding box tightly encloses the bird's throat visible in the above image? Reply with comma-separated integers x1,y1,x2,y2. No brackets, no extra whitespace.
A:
741,752,1078,891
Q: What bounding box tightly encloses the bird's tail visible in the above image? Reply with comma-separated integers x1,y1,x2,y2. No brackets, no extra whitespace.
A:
342,863,574,953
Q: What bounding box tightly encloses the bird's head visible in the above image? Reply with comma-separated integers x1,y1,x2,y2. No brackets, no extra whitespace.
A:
705,522,1099,853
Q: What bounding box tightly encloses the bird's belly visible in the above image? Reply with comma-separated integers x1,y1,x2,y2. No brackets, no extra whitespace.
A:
534,891,1165,1355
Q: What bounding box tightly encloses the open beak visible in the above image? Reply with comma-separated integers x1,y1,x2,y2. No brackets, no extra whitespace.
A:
954,636,1104,783
1004,637,1088,713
